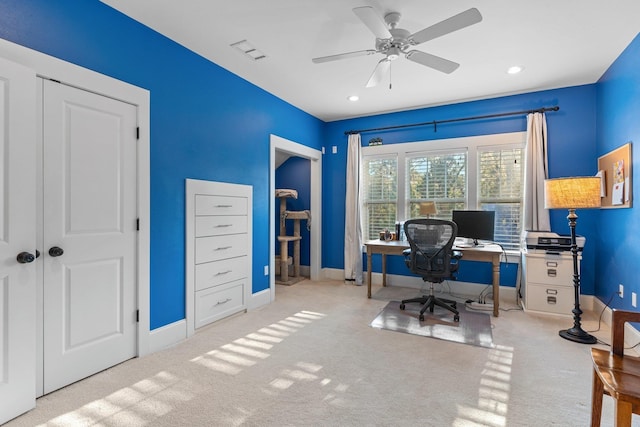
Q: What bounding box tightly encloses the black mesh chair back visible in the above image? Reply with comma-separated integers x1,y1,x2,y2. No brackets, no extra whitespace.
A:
401,218,461,322
404,219,458,281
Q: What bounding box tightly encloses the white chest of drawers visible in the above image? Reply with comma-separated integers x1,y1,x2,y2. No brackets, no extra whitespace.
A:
522,250,579,316
186,179,252,334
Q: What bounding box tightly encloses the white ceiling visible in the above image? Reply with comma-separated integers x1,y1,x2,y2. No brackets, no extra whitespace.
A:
100,0,640,122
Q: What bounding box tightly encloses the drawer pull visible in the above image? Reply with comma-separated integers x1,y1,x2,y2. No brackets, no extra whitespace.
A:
214,246,232,251
215,224,233,228
546,289,558,295
214,270,232,276
215,298,232,306
215,204,233,208
547,296,557,304
546,261,558,267
547,269,557,277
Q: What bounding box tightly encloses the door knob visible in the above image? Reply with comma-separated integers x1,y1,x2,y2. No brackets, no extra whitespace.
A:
49,246,64,257
17,252,36,264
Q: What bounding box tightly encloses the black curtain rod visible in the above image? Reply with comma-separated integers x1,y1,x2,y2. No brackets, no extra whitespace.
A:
344,106,560,135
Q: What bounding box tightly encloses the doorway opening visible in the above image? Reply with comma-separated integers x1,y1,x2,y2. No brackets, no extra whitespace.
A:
269,135,322,301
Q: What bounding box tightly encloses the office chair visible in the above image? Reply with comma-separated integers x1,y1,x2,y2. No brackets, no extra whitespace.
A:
399,219,462,322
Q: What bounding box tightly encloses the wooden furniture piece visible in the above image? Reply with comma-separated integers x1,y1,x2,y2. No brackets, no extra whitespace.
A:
522,250,580,315
591,309,640,427
185,179,252,334
364,239,502,317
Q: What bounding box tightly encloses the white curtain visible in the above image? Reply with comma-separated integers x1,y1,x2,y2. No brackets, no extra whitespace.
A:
522,112,551,234
344,133,363,285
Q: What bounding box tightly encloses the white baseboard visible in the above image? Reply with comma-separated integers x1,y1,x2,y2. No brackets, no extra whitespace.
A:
592,297,640,350
148,319,187,354
320,268,517,306
249,288,271,310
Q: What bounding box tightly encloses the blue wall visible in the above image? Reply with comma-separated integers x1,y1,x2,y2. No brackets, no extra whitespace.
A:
0,0,324,329
595,33,640,308
275,157,311,265
1,1,636,329
323,86,599,291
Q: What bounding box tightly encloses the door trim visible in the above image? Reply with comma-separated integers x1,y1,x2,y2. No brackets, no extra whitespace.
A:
0,38,152,357
269,134,322,302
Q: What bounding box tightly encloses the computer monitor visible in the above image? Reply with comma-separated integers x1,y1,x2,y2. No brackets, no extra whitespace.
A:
452,210,495,246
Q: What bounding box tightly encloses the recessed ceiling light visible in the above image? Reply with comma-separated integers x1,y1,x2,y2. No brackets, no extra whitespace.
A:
347,95,359,102
507,65,523,74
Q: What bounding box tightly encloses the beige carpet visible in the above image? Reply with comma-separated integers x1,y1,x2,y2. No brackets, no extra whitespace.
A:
5,279,635,426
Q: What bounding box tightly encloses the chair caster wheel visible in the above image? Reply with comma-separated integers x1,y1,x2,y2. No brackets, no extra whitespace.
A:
419,314,425,321
399,303,405,310
454,315,460,322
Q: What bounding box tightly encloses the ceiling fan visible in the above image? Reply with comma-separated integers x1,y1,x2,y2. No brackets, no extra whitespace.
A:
312,6,482,88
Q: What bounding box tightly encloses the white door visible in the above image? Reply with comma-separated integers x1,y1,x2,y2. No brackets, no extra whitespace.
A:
41,80,138,394
0,58,37,423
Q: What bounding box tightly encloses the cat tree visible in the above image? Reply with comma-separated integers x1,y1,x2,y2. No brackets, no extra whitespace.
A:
275,189,311,285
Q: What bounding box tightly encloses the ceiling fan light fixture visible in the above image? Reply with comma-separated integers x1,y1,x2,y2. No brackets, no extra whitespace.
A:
387,46,401,61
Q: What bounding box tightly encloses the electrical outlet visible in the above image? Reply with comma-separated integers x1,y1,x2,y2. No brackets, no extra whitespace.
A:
332,146,337,154
264,265,269,276
619,284,624,298
633,292,637,308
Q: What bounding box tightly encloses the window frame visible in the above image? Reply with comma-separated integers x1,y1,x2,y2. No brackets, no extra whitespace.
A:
361,131,526,256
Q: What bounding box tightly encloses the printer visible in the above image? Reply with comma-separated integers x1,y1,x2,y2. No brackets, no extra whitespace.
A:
523,231,586,253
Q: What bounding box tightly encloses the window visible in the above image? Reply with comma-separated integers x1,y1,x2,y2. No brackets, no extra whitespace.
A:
478,147,524,249
361,132,525,251
361,155,397,241
406,151,467,219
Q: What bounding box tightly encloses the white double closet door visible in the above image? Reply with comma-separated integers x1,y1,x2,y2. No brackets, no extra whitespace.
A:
1,57,139,424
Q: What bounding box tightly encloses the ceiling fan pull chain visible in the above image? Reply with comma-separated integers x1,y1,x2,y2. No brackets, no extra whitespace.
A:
389,63,392,90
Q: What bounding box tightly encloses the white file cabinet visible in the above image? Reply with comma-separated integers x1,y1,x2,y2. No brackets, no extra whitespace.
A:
186,179,252,333
522,250,579,315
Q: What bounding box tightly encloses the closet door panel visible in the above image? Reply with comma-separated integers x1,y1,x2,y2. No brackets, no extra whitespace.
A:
0,56,37,426
42,80,137,394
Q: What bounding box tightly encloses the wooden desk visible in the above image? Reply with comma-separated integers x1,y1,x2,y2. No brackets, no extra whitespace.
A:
364,239,502,317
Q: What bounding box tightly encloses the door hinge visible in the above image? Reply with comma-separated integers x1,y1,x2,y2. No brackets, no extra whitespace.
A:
136,127,140,140
136,310,139,323
136,218,140,231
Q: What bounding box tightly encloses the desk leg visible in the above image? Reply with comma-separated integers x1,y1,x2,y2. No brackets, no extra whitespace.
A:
382,254,387,287
367,249,373,298
492,255,500,317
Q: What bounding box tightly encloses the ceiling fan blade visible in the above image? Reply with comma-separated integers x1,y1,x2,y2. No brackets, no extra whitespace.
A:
406,50,460,74
366,58,391,88
353,6,392,40
410,8,482,45
312,49,377,64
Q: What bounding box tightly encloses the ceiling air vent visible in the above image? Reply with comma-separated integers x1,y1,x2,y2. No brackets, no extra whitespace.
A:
230,40,266,61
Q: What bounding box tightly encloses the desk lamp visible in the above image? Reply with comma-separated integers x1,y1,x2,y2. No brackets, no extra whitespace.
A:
419,201,437,218
544,176,601,344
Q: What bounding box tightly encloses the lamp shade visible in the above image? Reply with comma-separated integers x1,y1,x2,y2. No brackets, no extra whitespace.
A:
419,201,437,216
544,177,601,209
